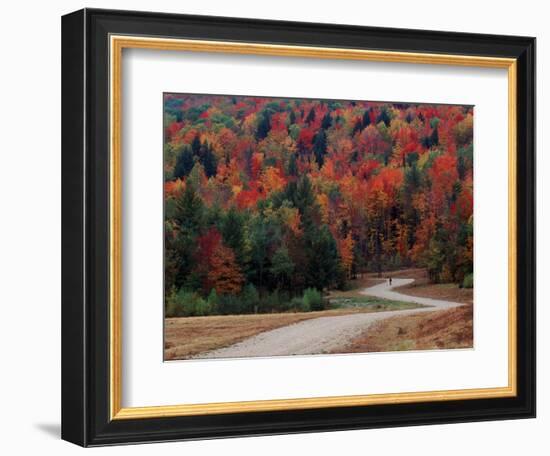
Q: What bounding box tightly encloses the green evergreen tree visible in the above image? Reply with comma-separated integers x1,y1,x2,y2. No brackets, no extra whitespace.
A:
256,111,271,140
270,246,295,290
321,112,332,129
173,146,194,179
352,118,363,136
206,288,220,314
287,153,298,176
426,221,448,283
241,283,260,313
191,134,201,155
313,129,327,167
199,141,217,177
376,107,391,127
289,110,296,125
174,183,204,231
406,151,419,167
305,225,340,290
295,175,317,216
305,107,316,124
221,207,247,267
171,183,205,289
248,216,270,291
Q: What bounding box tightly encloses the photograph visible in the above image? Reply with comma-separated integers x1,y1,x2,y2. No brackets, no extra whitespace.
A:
163,93,474,360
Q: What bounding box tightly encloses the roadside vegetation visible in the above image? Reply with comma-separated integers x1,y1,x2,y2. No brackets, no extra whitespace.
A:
166,286,331,317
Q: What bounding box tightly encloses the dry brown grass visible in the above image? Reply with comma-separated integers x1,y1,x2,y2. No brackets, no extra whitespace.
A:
397,281,473,304
336,304,473,353
165,307,395,360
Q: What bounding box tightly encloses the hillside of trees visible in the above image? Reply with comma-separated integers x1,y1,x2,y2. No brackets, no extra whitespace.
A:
163,94,473,316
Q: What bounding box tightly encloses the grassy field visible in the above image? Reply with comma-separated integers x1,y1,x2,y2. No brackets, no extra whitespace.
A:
165,296,423,360
329,296,422,311
334,304,473,353
396,282,473,304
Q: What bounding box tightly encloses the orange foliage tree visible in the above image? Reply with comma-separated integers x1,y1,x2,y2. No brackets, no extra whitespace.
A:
208,244,244,295
339,233,355,279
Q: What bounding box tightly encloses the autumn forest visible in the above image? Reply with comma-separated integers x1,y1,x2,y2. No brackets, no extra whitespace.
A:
163,94,474,317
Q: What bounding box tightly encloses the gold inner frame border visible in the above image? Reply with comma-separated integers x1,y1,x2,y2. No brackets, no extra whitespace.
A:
109,35,517,420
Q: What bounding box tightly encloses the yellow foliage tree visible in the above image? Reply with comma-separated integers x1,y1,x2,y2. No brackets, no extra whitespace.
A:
317,193,330,224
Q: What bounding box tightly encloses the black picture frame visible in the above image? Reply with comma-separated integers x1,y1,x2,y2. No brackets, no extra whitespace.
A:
62,8,536,447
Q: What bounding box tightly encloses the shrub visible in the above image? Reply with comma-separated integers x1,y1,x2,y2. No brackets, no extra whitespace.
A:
192,297,211,316
273,290,292,312
165,288,180,317
462,273,474,289
206,289,220,314
290,297,306,312
334,264,348,291
166,289,210,317
241,284,260,313
302,288,324,311
291,296,315,312
262,289,282,312
218,294,244,315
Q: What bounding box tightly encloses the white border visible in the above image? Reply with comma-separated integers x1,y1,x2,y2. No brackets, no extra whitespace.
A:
121,48,509,407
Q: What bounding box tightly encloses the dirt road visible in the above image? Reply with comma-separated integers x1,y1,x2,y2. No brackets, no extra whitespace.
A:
195,278,462,359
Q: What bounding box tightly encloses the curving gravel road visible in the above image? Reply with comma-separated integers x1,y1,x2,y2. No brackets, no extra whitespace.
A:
195,278,462,359
359,278,462,310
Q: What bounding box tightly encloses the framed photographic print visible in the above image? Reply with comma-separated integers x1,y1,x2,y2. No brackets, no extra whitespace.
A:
61,8,536,446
